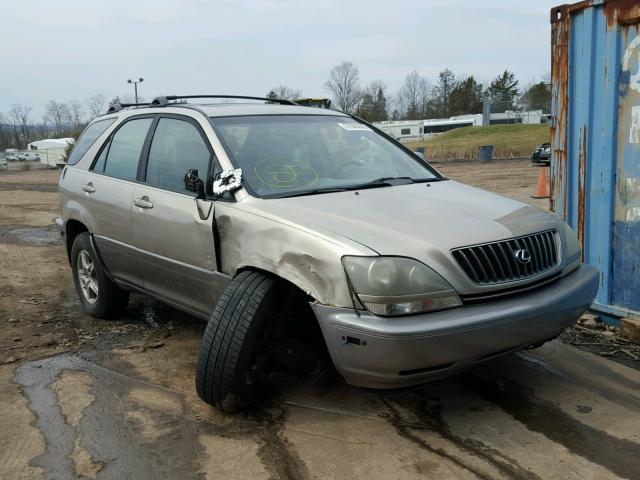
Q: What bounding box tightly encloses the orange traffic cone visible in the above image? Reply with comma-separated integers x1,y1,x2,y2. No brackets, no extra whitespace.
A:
532,168,550,199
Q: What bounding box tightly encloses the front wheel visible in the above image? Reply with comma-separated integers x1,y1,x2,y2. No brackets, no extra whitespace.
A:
195,270,279,413
70,232,129,318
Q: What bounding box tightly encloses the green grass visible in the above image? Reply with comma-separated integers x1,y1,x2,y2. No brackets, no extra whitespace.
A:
405,124,550,160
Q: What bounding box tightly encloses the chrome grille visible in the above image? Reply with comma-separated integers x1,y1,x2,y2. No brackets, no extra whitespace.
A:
451,230,558,285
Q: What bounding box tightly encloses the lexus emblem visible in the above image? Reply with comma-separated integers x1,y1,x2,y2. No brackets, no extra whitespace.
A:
514,249,532,264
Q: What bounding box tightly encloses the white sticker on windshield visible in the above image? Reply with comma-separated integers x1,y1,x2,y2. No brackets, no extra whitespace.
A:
338,122,371,131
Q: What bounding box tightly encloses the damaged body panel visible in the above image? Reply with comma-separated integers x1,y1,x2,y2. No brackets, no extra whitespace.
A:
214,200,373,307
550,0,640,318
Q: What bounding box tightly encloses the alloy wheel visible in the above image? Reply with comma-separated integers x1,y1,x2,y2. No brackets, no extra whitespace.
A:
77,250,99,304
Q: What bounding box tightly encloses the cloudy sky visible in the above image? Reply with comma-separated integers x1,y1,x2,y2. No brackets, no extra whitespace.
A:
2,0,558,117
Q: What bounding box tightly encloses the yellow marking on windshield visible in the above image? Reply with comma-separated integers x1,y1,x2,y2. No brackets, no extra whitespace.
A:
255,160,319,189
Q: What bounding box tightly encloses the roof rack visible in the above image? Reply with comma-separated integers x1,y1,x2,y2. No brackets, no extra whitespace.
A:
106,102,151,113
150,95,297,107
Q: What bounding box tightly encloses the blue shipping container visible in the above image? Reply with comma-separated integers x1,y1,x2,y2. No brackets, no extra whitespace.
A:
550,0,640,320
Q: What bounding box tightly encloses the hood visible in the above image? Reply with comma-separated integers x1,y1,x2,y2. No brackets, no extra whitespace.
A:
239,180,563,291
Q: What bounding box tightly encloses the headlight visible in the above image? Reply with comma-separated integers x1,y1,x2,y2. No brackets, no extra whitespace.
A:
342,256,461,316
562,223,581,272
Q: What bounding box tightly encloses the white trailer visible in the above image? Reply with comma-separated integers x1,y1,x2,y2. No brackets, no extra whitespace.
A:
374,121,424,141
28,138,75,167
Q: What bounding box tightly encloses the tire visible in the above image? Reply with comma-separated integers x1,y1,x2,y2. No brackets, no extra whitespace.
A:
196,270,279,413
70,232,129,318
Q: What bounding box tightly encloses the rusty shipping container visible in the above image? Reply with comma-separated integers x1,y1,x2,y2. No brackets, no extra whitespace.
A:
551,0,640,321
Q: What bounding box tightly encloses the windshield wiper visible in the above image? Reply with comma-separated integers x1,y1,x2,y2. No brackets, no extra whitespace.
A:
356,176,414,187
276,187,354,198
277,179,402,198
275,176,440,199
351,176,439,188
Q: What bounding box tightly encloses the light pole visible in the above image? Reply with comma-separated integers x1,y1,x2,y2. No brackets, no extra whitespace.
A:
127,77,144,103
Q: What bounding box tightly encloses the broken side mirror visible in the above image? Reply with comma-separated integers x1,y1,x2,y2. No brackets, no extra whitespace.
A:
184,168,206,200
212,168,243,198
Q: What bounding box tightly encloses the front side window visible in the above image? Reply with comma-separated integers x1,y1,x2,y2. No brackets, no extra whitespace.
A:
211,115,439,198
67,117,116,165
102,118,153,181
145,118,211,193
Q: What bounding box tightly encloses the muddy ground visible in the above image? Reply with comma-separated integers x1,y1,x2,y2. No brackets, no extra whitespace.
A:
1,160,639,480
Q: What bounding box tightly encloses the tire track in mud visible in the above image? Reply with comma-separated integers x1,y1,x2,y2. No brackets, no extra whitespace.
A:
455,370,640,480
381,394,540,480
252,406,311,480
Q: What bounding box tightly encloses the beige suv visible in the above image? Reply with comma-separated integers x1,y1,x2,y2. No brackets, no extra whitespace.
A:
58,95,599,412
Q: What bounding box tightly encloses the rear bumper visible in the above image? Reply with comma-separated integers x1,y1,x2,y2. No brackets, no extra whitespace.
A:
312,264,599,389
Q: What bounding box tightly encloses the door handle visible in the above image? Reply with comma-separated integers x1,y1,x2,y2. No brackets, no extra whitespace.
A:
81,183,95,193
134,196,154,209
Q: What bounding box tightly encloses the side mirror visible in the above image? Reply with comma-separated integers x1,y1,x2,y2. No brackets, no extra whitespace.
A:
184,169,206,199
414,151,425,160
213,168,243,196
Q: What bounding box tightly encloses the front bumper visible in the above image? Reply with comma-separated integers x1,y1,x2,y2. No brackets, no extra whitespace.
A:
532,155,551,163
311,264,599,389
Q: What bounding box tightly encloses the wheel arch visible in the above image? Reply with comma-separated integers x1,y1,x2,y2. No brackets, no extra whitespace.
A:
233,260,333,306
65,219,89,260
235,265,318,303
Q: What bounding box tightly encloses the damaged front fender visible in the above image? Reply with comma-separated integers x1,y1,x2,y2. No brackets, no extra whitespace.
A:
214,202,374,307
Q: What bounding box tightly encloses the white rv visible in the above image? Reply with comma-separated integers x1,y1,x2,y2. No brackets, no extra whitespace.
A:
375,121,424,141
28,138,75,167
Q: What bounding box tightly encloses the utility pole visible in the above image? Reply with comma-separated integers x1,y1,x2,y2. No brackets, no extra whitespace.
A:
127,77,144,103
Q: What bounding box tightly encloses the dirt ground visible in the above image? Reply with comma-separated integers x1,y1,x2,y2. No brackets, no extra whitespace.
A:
1,160,639,480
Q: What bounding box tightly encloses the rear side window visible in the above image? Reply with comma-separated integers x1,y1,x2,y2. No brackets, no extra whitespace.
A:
102,118,153,181
145,118,211,193
66,118,116,165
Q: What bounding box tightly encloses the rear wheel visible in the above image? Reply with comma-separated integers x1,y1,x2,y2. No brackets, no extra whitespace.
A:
195,270,279,413
71,232,129,318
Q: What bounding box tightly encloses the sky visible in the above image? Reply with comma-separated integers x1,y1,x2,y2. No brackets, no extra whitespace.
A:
1,0,559,118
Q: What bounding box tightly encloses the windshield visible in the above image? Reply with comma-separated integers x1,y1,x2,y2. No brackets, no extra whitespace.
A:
210,115,440,198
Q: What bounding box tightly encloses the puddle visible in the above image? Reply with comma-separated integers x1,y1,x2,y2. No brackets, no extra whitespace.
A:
124,296,204,330
13,352,301,479
14,354,207,480
0,183,58,192
0,225,61,245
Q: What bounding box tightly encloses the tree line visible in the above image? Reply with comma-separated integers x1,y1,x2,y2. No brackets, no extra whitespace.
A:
2,63,551,150
267,61,551,123
0,94,110,150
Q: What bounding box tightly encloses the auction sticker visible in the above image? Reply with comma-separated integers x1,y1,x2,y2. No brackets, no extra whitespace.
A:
338,122,371,131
